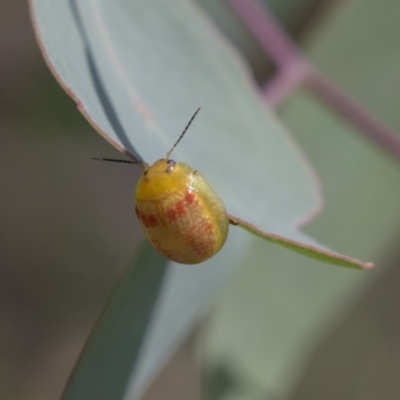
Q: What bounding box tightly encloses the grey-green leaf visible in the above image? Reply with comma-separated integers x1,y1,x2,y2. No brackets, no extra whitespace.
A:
63,241,167,400
30,0,318,235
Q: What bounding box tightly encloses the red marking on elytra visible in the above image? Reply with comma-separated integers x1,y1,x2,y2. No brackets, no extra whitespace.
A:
176,201,186,217
185,191,196,204
166,199,187,222
166,191,199,222
135,206,159,228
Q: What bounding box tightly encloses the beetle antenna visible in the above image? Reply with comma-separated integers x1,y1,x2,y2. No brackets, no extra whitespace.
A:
165,107,201,159
92,157,149,170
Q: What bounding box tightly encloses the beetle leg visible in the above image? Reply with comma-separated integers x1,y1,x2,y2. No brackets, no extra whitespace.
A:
228,216,239,225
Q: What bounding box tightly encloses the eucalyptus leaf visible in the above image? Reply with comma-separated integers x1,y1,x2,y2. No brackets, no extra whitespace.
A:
29,0,372,268
32,0,312,232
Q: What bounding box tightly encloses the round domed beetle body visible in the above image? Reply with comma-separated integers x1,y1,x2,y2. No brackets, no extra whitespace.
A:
93,108,229,264
135,159,229,264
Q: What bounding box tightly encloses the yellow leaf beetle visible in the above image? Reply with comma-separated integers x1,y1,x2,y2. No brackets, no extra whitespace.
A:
95,108,229,264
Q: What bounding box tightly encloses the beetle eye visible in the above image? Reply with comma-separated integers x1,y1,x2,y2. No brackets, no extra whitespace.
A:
166,159,176,173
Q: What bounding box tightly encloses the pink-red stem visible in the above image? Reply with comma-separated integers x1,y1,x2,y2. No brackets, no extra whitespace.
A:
228,0,400,160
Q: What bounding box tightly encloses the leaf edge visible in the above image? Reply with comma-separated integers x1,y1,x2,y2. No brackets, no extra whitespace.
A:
229,215,375,270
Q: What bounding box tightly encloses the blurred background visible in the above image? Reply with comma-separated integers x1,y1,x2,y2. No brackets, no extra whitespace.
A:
1,1,400,399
